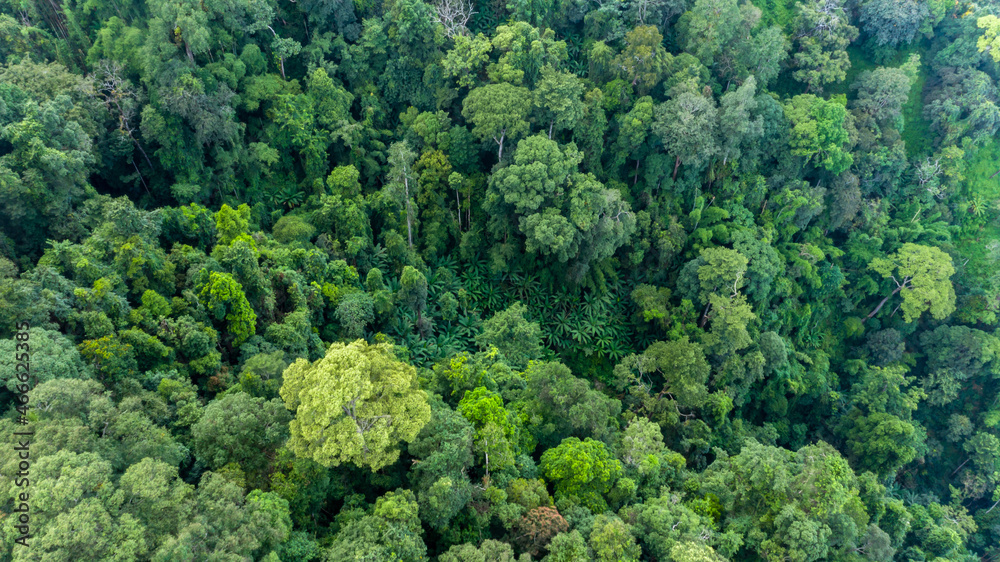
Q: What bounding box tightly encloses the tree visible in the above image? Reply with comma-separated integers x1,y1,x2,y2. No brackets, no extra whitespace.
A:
515,507,570,556
198,271,257,346
843,411,920,477
462,83,532,161
850,64,914,132
783,94,853,174
859,0,928,48
431,0,476,38
191,390,291,483
475,302,542,369
718,76,764,166
488,23,566,87
791,0,858,92
0,327,92,393
866,243,956,323
439,540,526,561
609,96,655,183
279,340,432,471
399,266,429,330
153,472,290,560
386,141,419,249
483,134,635,279
540,437,623,513
533,66,585,139
619,417,665,474
978,15,1000,62
676,0,742,67
408,395,476,529
518,361,622,447
589,514,641,561
613,25,671,95
458,386,528,472
652,81,719,179
336,292,375,338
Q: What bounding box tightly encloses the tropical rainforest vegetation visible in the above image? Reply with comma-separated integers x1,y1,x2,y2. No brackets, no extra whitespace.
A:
1,0,1000,559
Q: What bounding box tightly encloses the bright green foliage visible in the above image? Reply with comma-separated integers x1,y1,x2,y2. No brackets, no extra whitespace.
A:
540,437,623,513
619,416,666,474
462,83,532,161
325,490,428,561
458,387,527,471
783,94,853,174
279,340,432,471
868,243,956,323
78,335,139,384
543,530,589,561
487,23,567,87
214,203,252,246
978,15,1000,62
272,215,316,244
533,66,585,139
669,542,727,562
198,271,258,345
589,514,641,561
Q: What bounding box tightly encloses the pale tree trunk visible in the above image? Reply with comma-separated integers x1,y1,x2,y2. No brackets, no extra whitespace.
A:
404,176,413,248
865,279,909,321
496,129,506,161
672,155,681,180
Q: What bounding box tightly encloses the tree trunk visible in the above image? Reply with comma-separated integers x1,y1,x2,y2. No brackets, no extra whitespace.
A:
633,159,640,186
497,130,505,161
865,284,904,321
404,177,413,248
455,185,462,231
672,155,681,180
548,121,554,140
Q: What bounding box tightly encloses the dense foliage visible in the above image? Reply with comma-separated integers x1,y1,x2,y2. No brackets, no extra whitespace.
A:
1,0,1000,559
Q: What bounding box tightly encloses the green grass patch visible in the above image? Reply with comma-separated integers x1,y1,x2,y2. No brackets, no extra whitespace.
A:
953,140,1000,284
823,39,932,157
901,59,931,158
751,0,798,28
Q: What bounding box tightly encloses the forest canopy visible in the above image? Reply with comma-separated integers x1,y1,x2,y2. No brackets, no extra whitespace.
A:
1,0,1000,560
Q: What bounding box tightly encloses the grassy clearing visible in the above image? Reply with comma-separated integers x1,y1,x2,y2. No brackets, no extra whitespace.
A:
751,0,798,28
954,140,1000,284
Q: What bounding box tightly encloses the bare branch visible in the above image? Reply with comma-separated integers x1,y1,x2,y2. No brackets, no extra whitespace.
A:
430,0,476,39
